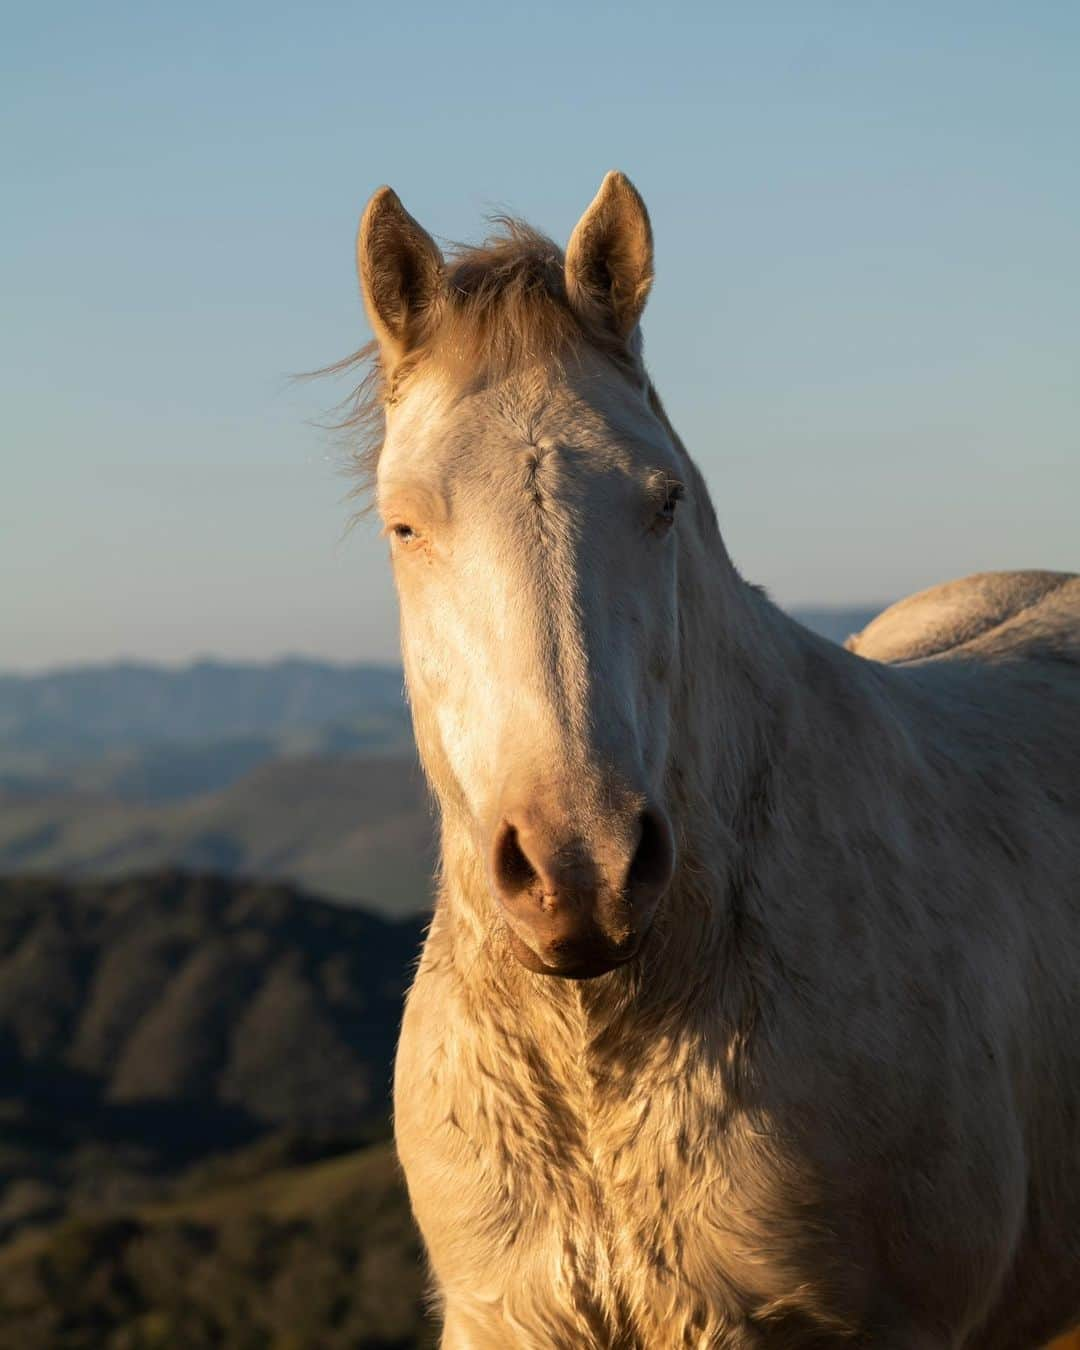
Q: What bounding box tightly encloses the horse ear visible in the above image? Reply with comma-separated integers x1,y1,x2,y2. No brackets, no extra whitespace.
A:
357,187,444,361
565,171,653,342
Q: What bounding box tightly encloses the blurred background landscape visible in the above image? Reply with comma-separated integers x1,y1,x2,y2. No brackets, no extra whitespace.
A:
4,0,1076,1343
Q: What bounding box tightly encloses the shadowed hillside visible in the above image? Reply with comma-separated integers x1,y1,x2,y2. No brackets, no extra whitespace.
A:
0,872,434,1346
0,872,425,1241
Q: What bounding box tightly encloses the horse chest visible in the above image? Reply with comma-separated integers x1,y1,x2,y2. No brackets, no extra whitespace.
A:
396,984,855,1346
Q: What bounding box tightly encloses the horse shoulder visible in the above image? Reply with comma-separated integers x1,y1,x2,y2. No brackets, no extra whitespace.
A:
844,570,1079,666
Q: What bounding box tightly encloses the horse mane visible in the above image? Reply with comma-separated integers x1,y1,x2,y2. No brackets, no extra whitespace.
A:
317,219,634,497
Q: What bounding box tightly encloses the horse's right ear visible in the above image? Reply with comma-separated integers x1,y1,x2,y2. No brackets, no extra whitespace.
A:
357,187,444,362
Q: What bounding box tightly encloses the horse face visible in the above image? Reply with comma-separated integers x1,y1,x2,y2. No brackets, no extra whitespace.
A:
360,173,681,977
379,361,681,977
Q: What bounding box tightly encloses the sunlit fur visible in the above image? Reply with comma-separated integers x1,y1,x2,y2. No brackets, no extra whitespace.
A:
352,173,1080,1348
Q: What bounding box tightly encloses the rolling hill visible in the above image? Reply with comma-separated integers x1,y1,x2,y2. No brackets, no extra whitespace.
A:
0,872,425,1240
0,753,436,914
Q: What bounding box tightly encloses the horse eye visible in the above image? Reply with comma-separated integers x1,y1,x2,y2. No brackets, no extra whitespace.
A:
391,523,416,542
657,481,685,526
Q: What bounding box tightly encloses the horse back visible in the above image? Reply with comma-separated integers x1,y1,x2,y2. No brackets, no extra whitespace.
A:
845,570,1079,668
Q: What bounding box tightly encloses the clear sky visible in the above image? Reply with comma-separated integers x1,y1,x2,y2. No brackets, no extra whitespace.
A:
4,1,1077,671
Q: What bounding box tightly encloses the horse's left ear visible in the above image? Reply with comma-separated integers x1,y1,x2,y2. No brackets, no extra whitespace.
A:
565,171,654,341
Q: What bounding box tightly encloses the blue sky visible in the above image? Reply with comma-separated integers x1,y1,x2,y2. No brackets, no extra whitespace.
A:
4,1,1077,670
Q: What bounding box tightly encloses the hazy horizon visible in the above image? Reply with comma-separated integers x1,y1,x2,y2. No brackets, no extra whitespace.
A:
5,2,1077,672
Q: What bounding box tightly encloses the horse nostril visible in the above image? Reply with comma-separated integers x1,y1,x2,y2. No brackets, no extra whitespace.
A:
492,821,538,901
627,807,675,898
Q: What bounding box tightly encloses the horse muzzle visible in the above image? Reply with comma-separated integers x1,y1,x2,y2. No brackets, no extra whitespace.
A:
488,802,675,980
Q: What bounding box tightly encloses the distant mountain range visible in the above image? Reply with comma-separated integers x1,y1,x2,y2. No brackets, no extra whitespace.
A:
0,658,409,752
0,658,413,801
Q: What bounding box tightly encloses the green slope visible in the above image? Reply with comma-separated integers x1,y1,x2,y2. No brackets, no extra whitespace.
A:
0,1142,434,1350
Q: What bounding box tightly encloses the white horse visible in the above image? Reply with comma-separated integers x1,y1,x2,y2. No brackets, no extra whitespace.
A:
347,171,1080,1348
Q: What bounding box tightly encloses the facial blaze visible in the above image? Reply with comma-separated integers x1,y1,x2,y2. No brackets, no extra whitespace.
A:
379,365,682,976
